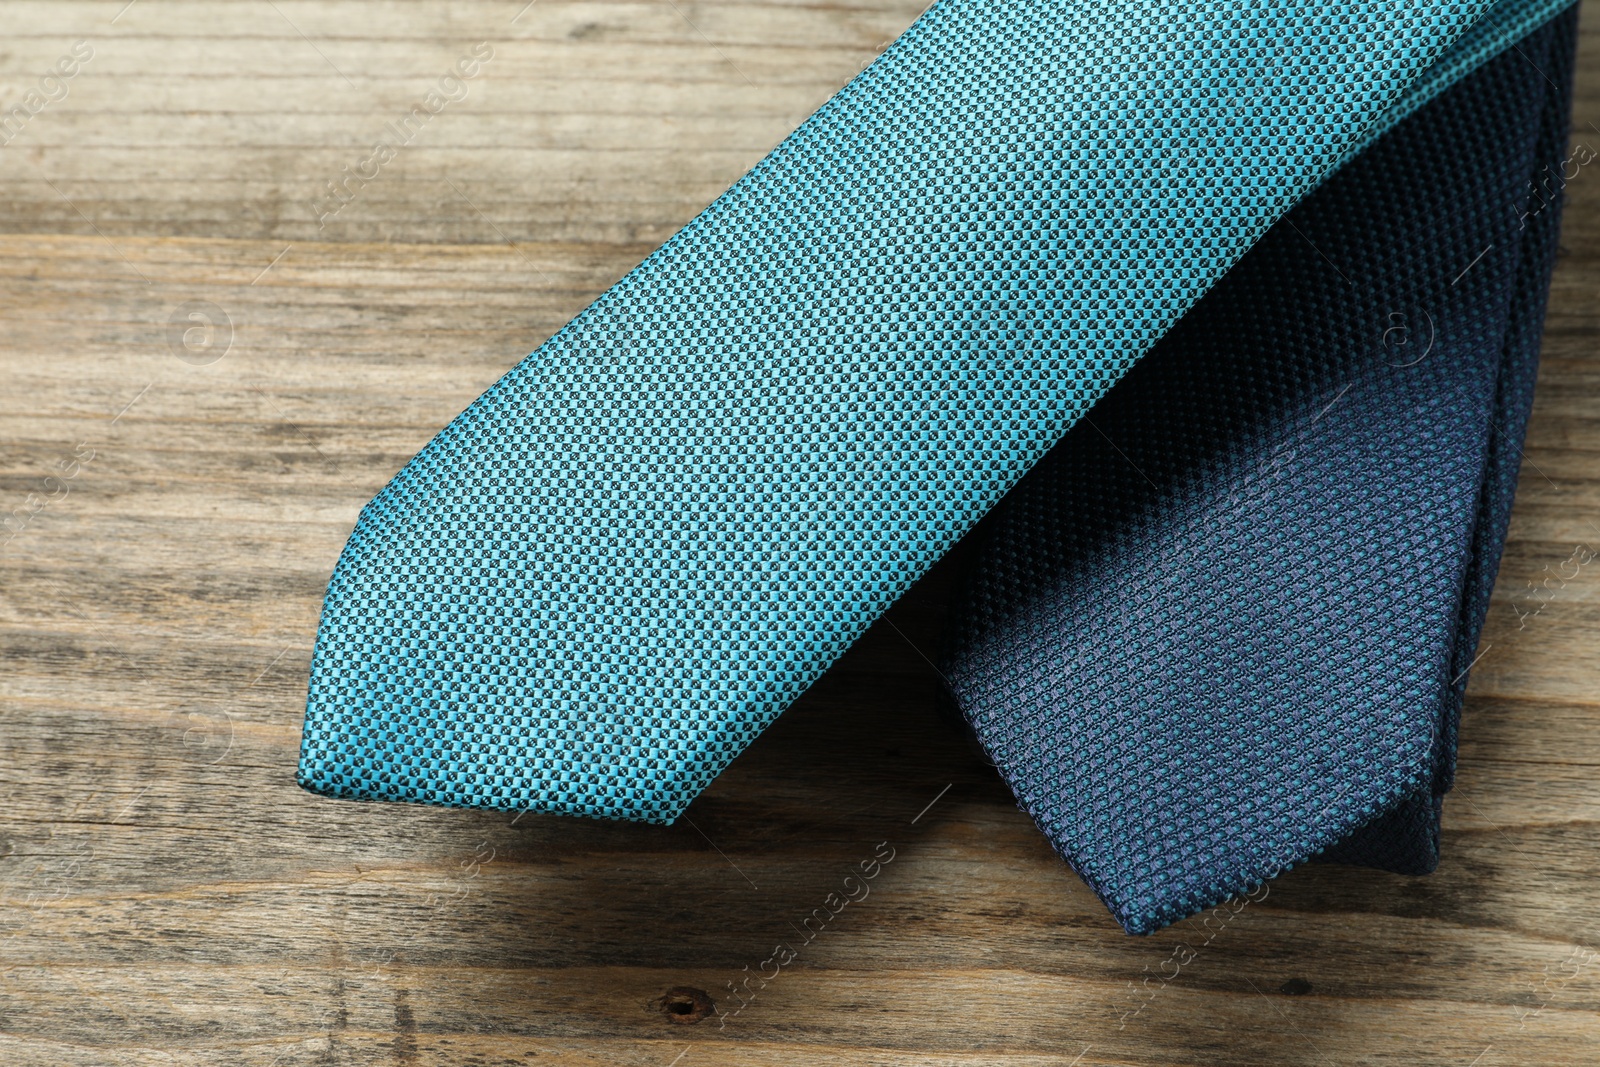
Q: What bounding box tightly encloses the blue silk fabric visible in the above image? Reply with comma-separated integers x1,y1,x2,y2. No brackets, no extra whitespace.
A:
939,7,1576,932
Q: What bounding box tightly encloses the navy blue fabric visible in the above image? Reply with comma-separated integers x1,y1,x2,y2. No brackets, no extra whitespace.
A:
938,8,1576,934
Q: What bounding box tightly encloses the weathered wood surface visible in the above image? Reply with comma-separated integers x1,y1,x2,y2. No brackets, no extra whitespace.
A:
1,2,1598,1064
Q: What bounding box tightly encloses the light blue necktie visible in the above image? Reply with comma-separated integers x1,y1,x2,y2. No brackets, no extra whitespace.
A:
298,0,1576,930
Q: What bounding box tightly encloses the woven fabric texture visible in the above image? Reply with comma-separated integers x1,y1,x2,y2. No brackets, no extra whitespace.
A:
300,0,1561,831
939,7,1576,934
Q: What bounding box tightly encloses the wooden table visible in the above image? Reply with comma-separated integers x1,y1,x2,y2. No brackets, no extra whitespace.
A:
2,2,1597,1063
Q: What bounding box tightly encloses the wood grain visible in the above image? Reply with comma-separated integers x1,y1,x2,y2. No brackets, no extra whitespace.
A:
1,1,1598,1064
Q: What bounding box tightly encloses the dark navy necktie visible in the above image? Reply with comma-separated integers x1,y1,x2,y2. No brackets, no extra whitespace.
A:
297,0,1578,933
940,7,1576,933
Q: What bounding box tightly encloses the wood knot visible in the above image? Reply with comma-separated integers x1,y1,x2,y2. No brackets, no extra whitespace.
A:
657,986,714,1024
1279,977,1313,996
